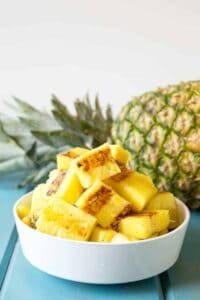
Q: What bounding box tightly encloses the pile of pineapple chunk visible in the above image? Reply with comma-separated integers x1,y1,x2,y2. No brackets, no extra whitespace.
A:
17,143,179,243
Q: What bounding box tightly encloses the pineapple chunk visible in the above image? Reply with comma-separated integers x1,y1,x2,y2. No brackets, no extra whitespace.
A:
48,169,60,179
111,233,131,243
46,167,83,205
145,192,178,229
106,169,157,212
119,210,170,239
17,204,30,219
159,229,168,236
110,145,129,165
76,181,132,228
36,199,97,241
148,229,168,238
22,215,32,227
74,143,120,188
57,147,89,170
37,219,72,239
90,226,116,242
31,184,52,217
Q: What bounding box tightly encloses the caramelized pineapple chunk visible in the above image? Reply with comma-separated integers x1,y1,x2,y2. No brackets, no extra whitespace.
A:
20,144,179,243
106,169,157,212
76,181,132,228
36,199,97,241
46,167,83,205
57,147,89,170
90,226,116,242
111,233,131,243
145,192,178,229
110,145,129,165
75,143,120,188
119,210,170,239
17,204,30,219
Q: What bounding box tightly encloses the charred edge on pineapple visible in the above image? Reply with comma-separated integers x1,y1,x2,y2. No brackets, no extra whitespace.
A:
110,167,133,182
77,149,111,171
83,186,113,215
62,151,80,159
111,204,133,230
29,214,38,229
118,163,129,169
46,171,66,196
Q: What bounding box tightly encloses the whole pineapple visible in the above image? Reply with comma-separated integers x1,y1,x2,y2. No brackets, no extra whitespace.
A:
112,81,200,209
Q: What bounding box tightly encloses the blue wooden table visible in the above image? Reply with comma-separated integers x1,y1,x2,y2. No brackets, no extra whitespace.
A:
0,176,199,300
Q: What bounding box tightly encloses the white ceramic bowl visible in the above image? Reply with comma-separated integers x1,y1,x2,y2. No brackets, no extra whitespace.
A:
14,192,190,284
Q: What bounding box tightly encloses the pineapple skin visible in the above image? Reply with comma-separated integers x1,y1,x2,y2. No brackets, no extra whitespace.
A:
106,170,157,212
57,147,89,170
119,210,170,239
75,181,132,228
112,81,200,209
145,192,178,229
74,143,120,188
36,199,97,241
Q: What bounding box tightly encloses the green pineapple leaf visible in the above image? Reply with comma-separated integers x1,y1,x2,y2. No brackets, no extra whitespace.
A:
31,130,84,148
0,94,113,188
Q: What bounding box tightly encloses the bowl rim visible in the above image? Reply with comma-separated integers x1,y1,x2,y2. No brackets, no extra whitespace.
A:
13,191,190,246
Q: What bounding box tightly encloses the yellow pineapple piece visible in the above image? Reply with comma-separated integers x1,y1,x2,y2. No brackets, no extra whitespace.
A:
46,167,83,205
57,147,89,170
22,215,32,227
17,204,30,219
106,169,157,212
148,229,168,238
110,145,129,165
159,229,168,236
31,184,51,218
145,192,178,229
45,169,60,188
48,169,60,179
111,233,131,243
74,143,120,188
119,210,170,240
90,226,116,242
149,233,159,238
36,219,71,239
36,199,97,241
75,181,132,228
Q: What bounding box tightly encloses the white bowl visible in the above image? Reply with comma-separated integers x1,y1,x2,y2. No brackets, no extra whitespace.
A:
13,192,190,284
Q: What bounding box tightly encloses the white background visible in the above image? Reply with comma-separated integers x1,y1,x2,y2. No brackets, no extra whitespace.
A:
0,0,200,115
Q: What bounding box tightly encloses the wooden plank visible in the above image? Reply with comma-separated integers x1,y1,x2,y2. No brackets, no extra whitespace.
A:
0,243,162,300
0,175,26,288
163,212,200,300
